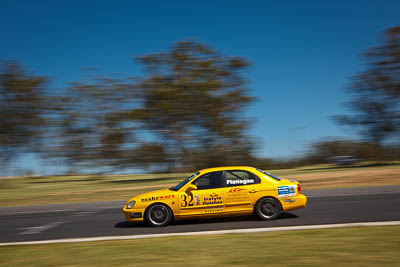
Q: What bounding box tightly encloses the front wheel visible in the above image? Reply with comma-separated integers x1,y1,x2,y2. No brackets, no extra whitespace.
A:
145,203,172,227
255,197,281,220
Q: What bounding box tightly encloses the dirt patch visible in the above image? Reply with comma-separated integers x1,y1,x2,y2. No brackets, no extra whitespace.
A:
46,183,175,196
51,168,400,195
288,167,400,188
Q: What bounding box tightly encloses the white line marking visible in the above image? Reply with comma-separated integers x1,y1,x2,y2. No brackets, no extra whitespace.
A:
19,221,69,235
72,211,97,217
0,208,109,216
2,209,80,215
2,220,400,246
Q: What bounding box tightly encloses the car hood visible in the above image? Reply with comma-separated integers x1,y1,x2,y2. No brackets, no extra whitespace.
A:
127,188,177,203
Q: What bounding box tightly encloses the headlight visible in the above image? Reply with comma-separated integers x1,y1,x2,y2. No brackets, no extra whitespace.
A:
126,200,136,209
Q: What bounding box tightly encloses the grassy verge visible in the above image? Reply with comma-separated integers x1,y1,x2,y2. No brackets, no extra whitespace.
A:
0,173,186,207
1,163,400,207
1,226,399,266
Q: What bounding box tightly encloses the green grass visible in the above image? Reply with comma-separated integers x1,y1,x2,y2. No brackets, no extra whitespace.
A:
1,162,400,207
0,173,188,207
1,226,399,266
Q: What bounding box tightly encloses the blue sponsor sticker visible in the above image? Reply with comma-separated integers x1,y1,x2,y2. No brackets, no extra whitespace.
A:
277,186,296,198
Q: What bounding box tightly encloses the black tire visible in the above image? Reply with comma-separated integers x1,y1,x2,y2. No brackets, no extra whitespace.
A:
255,197,281,220
145,203,172,227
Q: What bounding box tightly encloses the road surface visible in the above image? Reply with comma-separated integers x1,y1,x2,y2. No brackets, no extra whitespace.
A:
0,186,399,243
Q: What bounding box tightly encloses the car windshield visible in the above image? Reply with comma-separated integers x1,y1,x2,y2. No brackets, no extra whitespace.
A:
256,168,281,181
169,172,199,191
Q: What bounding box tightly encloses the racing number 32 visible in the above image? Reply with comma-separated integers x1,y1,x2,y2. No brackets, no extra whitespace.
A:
181,194,194,207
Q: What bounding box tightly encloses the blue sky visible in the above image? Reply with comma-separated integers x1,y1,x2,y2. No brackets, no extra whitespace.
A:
1,1,400,173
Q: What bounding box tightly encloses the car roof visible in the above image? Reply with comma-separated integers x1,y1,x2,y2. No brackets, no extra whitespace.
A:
198,166,256,174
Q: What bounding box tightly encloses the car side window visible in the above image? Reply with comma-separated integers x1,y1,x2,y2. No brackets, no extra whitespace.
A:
193,171,223,190
225,170,260,187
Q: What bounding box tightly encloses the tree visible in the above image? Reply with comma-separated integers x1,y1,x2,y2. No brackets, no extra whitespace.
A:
45,75,167,173
130,41,255,171
334,26,400,144
46,74,168,173
0,62,47,175
306,138,385,163
34,41,256,173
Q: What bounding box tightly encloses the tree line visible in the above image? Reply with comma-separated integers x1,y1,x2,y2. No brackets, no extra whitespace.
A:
1,27,400,175
1,41,256,175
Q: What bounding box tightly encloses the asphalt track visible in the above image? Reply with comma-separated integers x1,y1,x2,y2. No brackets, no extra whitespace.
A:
0,186,399,243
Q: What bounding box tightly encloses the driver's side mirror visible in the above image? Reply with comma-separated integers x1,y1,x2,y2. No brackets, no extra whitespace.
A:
186,184,197,193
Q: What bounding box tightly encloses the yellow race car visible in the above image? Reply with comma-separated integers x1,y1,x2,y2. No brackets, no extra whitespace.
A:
123,166,307,226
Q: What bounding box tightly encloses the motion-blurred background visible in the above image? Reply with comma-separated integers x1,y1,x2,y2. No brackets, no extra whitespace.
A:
1,3,400,266
1,1,399,177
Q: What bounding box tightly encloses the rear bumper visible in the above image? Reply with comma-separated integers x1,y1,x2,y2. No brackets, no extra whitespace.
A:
281,194,307,211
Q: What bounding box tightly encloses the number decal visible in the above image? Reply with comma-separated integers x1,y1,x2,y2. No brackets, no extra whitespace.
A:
181,194,194,207
188,194,194,206
181,195,188,207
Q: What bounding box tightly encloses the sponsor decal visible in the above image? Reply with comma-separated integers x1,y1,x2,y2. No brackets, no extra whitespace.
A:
226,195,250,201
228,188,246,193
277,186,296,198
227,179,255,185
227,188,249,201
203,193,222,205
195,195,200,205
129,212,142,219
284,199,296,203
205,207,224,213
141,195,175,202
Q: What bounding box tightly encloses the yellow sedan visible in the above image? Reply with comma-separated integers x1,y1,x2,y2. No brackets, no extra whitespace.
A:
123,166,307,226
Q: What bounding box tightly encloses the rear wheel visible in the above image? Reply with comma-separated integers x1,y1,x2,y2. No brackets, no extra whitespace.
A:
255,197,281,220
145,203,172,227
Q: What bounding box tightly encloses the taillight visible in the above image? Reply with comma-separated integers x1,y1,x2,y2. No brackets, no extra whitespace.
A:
297,183,302,194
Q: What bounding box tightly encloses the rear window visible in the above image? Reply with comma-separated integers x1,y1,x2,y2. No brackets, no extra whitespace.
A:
256,169,281,181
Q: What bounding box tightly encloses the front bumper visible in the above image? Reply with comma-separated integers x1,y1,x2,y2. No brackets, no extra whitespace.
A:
123,207,145,222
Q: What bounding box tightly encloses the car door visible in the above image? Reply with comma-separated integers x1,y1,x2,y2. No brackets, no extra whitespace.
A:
223,170,261,213
179,171,225,217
